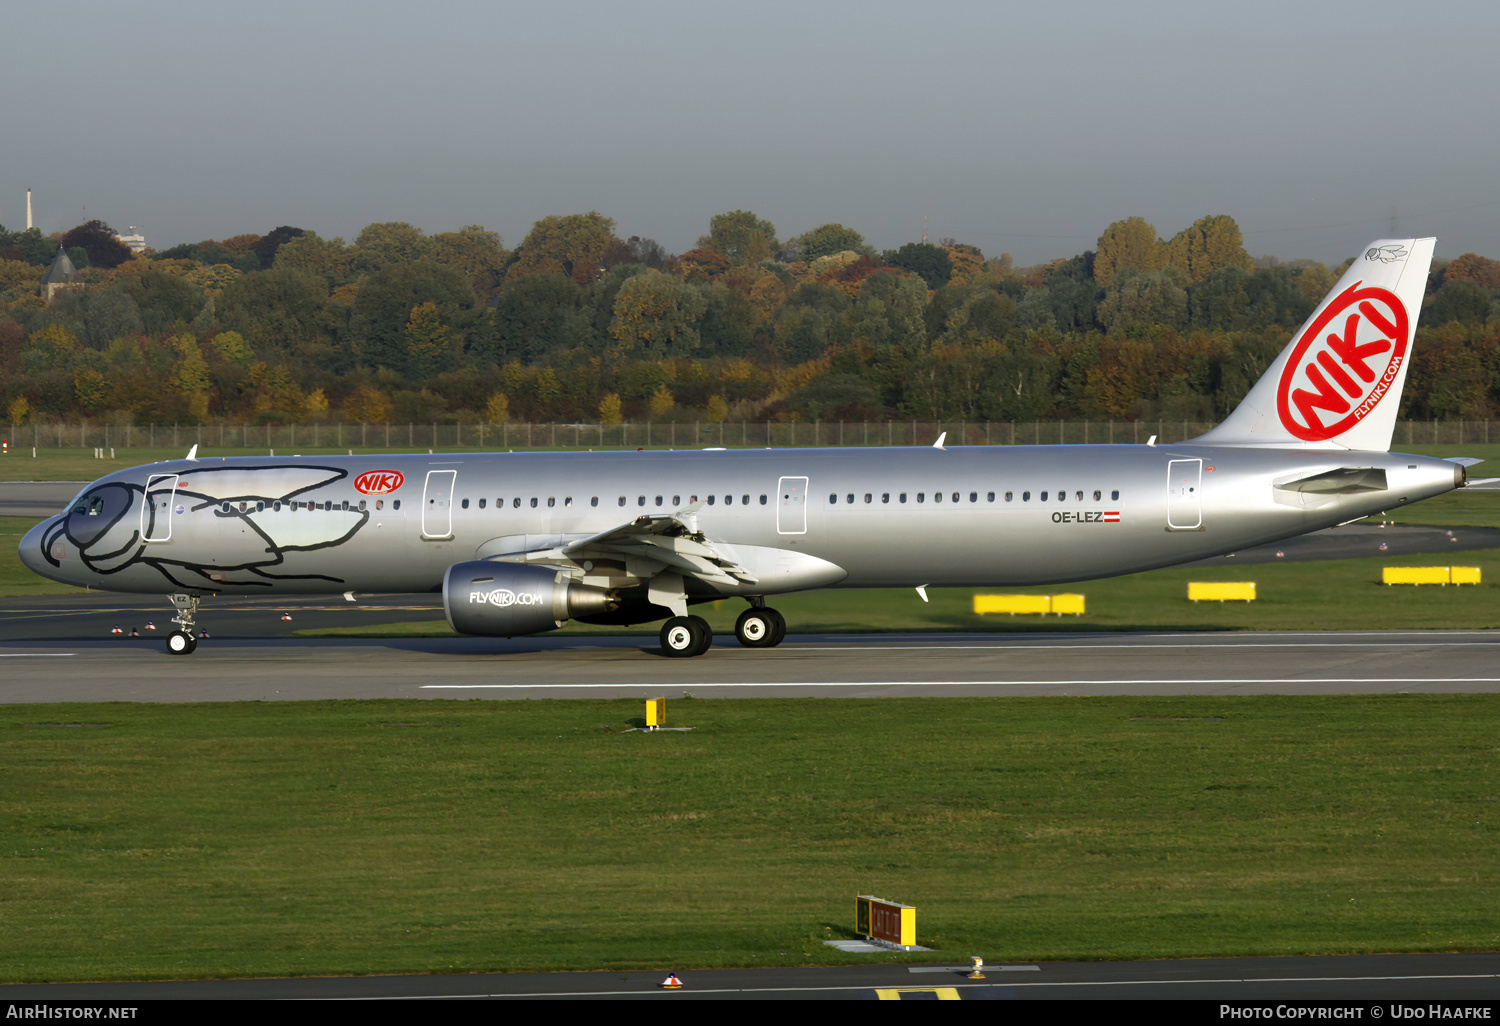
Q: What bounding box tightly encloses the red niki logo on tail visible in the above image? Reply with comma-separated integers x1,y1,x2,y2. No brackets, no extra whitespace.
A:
353,470,405,495
1275,282,1408,441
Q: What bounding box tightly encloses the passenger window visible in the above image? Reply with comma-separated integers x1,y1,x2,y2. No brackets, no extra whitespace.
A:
932,492,940,503
1022,491,1030,501
744,495,751,505
1093,490,1101,501
478,498,486,509
970,492,978,503
1076,490,1083,501
530,497,538,508
638,496,646,506
725,495,733,505
1004,492,1011,502
865,493,872,503
707,495,716,505
461,499,469,509
547,497,555,507
847,493,854,504
829,494,837,504
513,497,521,508
952,492,959,502
618,496,626,506
393,500,401,510
672,495,680,505
590,497,598,507
358,500,366,511
655,496,663,506
376,500,383,510
1112,490,1120,500
1040,492,1048,501
758,495,766,505
238,502,247,512
565,497,573,507
882,493,890,503
899,493,907,503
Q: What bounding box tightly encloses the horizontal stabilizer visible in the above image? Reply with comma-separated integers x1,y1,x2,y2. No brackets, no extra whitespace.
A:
1273,467,1388,494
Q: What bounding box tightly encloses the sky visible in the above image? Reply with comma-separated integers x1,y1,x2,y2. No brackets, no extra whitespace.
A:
4,0,1497,268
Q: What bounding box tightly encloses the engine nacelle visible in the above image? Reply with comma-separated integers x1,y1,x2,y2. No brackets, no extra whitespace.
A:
443,561,614,637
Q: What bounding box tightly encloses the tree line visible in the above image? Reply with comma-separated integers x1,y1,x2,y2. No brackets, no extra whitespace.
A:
1,210,1497,429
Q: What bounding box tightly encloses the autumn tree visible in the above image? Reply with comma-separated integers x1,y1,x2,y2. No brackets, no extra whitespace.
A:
698,210,777,265
61,220,132,269
1160,215,1252,284
403,301,451,379
1441,253,1500,291
882,243,952,289
428,225,509,302
1094,217,1162,287
507,211,620,285
792,223,868,261
609,272,707,354
251,226,305,269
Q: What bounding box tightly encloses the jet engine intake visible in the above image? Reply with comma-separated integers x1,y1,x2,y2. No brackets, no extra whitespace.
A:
443,561,614,637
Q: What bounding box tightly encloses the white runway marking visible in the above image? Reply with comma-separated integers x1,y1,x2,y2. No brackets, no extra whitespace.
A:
424,677,1500,690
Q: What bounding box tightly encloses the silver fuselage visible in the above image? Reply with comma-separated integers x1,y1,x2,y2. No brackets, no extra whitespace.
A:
20,443,1465,598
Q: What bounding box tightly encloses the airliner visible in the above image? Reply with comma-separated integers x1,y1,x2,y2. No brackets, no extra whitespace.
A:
18,238,1477,656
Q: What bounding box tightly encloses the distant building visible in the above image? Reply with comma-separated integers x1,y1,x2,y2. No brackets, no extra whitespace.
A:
116,226,147,254
40,246,80,303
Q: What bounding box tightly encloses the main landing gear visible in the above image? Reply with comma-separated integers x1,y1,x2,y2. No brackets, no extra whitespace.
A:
165,593,202,655
657,603,787,657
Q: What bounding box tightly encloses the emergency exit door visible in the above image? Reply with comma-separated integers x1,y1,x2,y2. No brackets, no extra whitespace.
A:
422,470,457,540
1166,459,1202,531
777,476,808,535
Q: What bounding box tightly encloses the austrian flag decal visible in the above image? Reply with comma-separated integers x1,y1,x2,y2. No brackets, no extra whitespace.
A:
354,470,405,495
1276,282,1408,441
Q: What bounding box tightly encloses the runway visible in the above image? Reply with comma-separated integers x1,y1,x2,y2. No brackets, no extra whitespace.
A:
2,626,1499,703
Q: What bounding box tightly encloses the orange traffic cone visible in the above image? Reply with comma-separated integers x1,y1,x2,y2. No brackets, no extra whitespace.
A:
280,613,293,622
145,621,156,630
661,973,683,990
129,628,139,638
110,625,122,635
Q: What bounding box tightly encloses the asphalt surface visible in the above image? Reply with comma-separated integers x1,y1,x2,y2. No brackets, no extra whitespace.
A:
3,953,1497,1001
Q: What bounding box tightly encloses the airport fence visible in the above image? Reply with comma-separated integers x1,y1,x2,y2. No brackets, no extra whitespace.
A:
2,419,1495,452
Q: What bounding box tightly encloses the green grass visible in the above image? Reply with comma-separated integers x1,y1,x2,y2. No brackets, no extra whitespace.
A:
1,695,1497,982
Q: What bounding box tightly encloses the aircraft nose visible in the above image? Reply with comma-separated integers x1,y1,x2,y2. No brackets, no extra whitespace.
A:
18,517,63,581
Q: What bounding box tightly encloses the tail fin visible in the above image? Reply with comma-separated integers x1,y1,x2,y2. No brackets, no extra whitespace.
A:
1192,237,1434,451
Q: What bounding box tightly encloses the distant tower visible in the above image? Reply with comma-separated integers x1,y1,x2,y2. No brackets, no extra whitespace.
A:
26,188,32,230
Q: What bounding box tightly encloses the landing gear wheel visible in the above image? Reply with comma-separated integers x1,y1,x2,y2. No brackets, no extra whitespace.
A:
660,615,712,657
735,607,786,648
165,630,197,655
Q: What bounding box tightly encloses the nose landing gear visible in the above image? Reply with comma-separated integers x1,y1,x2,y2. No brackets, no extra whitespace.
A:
165,593,202,655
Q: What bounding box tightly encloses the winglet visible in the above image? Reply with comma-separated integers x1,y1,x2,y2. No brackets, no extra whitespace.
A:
185,444,198,461
932,433,947,450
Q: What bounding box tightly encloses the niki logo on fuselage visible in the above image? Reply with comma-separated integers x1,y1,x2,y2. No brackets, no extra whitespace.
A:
1275,282,1408,441
354,470,404,495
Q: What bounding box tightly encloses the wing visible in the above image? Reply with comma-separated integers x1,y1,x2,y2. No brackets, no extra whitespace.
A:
499,501,759,588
